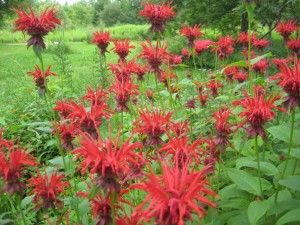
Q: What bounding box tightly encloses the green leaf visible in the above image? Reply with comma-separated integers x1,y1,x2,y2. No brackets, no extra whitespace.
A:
227,168,272,195
248,200,269,225
0,117,5,125
220,61,247,73
78,199,90,217
276,209,300,225
219,199,250,209
279,148,300,160
250,52,272,65
35,127,52,133
268,200,300,216
23,121,51,126
279,175,300,192
236,157,278,176
33,44,43,60
228,210,250,225
215,95,229,102
21,195,34,209
219,184,252,200
268,125,299,145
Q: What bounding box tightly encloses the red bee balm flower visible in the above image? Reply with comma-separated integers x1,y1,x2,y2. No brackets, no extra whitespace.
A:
180,24,203,46
13,7,61,49
132,108,173,147
91,31,111,55
27,65,57,91
212,35,235,59
212,107,234,150
133,159,216,225
139,2,176,33
111,39,135,61
253,38,269,51
138,40,169,74
269,57,300,109
275,20,298,42
52,122,78,151
0,146,37,195
252,58,269,75
287,38,300,54
109,77,139,112
159,132,204,167
237,32,257,47
72,129,145,195
233,86,286,139
28,169,70,211
194,39,213,55
108,60,137,82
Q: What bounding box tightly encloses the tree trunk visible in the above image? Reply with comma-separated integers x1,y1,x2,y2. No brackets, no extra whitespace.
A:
241,12,248,32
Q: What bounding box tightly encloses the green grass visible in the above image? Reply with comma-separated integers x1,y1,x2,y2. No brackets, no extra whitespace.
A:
0,24,149,43
0,41,144,119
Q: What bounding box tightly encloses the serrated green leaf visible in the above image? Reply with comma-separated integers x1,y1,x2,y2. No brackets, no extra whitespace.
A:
275,209,300,225
248,200,269,225
267,125,299,145
279,175,300,192
227,168,272,195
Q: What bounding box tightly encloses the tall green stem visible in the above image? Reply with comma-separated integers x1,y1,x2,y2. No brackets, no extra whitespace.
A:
281,109,295,178
255,136,263,198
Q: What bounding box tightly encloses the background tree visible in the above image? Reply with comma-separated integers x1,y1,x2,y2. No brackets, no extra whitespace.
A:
0,0,36,28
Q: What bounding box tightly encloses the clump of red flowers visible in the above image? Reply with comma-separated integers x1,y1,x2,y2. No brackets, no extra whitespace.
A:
91,31,111,56
139,1,176,33
133,159,216,225
72,128,145,195
233,86,286,139
28,169,70,211
180,24,203,46
194,39,213,55
212,35,235,59
269,56,300,109
13,7,61,49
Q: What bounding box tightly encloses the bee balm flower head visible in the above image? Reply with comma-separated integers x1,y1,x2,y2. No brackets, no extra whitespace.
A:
13,7,61,49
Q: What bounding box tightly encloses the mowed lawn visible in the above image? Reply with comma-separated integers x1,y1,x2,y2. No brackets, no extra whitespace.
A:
0,42,142,118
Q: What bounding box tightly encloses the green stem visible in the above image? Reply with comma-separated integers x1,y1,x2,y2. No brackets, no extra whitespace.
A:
192,48,197,77
292,159,299,175
255,136,263,198
281,109,295,178
17,195,27,225
110,192,117,225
